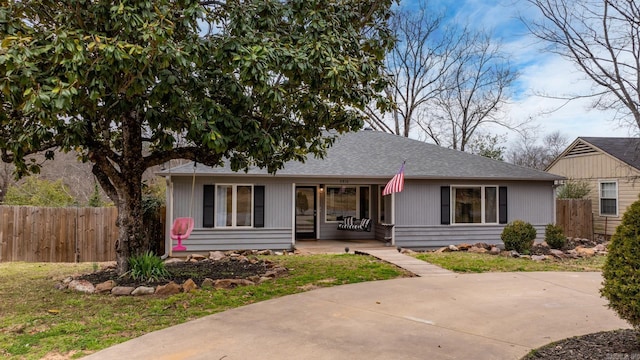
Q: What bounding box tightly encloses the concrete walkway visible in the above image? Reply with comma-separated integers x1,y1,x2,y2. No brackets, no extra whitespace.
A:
84,272,629,360
363,249,454,277
296,239,453,276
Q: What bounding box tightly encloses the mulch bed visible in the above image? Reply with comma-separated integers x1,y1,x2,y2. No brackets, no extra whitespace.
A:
77,259,271,288
523,329,640,359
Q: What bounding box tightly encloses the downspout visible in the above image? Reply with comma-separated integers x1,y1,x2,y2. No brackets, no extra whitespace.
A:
161,175,172,259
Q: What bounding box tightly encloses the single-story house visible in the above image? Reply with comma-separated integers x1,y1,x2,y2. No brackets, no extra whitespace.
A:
162,130,563,254
546,137,640,238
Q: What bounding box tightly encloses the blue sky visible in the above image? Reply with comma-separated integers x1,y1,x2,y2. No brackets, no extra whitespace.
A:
396,0,633,147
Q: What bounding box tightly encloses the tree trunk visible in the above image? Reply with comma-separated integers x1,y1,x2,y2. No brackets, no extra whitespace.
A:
114,172,147,275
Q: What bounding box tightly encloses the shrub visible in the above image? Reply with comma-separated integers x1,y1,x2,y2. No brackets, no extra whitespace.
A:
544,224,566,249
556,180,591,199
126,251,170,283
4,177,76,207
601,197,640,330
501,220,537,254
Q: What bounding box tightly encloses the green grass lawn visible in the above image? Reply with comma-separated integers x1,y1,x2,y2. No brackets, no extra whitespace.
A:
415,252,606,273
0,254,409,360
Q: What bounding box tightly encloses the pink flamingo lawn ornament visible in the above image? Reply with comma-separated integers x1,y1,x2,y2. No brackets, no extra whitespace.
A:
170,217,194,252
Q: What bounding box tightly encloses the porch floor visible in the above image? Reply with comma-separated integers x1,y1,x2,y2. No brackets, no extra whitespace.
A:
295,239,388,254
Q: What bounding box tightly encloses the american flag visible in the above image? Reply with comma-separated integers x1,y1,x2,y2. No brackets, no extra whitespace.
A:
383,162,405,196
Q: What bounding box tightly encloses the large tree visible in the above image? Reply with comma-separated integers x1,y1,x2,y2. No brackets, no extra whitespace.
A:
0,0,394,274
363,6,458,137
365,5,520,151
507,130,568,170
526,0,640,130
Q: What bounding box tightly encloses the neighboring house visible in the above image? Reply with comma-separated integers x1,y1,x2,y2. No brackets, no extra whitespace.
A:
546,137,640,239
161,130,562,254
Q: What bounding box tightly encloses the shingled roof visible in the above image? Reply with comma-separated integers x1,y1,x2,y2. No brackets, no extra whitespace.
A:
578,137,640,170
164,130,562,181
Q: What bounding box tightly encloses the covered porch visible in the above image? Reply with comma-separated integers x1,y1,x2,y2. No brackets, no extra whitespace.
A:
293,182,395,244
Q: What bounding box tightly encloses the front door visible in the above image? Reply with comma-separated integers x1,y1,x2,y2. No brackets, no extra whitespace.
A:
295,186,317,239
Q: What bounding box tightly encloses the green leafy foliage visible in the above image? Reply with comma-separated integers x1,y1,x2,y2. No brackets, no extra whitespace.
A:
126,251,170,283
0,0,394,272
601,197,640,330
556,180,591,199
87,182,104,207
3,177,75,207
501,220,537,254
544,223,566,249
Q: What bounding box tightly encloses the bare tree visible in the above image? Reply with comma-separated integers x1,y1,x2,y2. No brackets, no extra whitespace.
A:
420,32,520,151
363,6,458,137
508,130,569,169
367,5,522,151
525,0,640,130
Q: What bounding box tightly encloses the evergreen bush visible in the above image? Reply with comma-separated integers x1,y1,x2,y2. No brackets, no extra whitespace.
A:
501,220,537,254
544,224,566,249
601,198,640,330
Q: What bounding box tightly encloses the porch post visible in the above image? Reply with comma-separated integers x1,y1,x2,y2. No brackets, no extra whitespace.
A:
291,182,296,247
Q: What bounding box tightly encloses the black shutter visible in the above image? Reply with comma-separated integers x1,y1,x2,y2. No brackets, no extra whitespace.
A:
499,186,508,224
254,185,265,228
203,185,215,228
441,186,451,225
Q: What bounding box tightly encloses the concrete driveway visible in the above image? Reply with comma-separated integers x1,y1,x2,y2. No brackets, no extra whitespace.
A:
84,272,628,360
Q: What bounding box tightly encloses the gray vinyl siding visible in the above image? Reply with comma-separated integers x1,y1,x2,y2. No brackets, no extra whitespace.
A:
392,180,554,248
507,182,555,224
395,182,440,226
171,176,292,228
395,224,546,249
178,228,292,251
394,180,554,226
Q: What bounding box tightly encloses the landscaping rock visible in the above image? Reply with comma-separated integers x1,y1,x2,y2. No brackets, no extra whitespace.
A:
155,281,181,296
256,249,273,256
531,255,547,261
68,279,95,294
201,278,215,288
566,249,579,259
182,279,198,293
54,282,68,290
187,254,207,262
489,247,501,255
132,286,155,296
95,280,117,294
473,243,492,250
111,286,135,296
448,245,459,252
457,243,473,251
594,244,607,253
549,249,567,259
435,246,450,253
576,246,596,257
164,257,183,264
209,251,226,261
214,279,255,289
468,246,487,254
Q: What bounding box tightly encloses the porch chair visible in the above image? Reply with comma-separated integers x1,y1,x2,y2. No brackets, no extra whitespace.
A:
171,217,194,251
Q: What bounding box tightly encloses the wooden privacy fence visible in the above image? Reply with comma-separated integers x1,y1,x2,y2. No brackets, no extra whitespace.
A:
0,206,118,262
556,199,593,239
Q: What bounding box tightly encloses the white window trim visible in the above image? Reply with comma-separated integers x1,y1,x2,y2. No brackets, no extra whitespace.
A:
214,184,254,228
451,185,499,225
324,185,371,223
598,180,618,217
